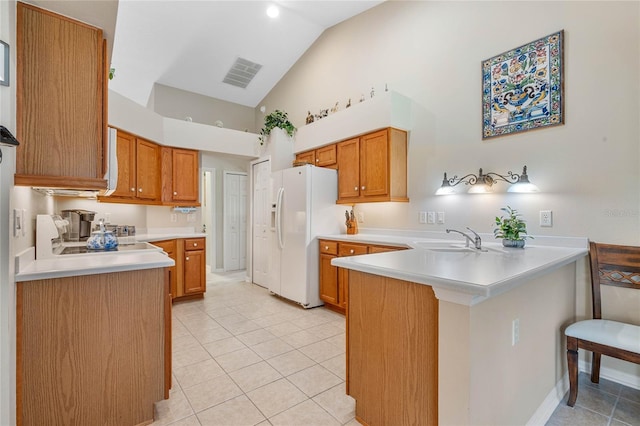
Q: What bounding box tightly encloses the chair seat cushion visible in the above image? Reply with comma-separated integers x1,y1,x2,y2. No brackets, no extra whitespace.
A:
565,319,640,354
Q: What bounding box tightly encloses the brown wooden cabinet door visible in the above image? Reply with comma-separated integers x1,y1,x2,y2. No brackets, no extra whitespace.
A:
111,131,137,198
184,249,205,295
337,138,360,200
360,129,389,198
296,150,316,165
172,149,199,203
136,139,160,201
319,253,339,305
316,144,337,167
153,240,178,299
16,3,106,189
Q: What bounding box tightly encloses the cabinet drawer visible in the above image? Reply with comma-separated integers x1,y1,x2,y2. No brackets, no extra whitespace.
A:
368,245,405,254
184,238,205,251
319,240,338,255
339,243,368,257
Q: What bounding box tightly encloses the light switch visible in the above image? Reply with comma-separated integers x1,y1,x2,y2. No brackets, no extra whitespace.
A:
13,209,23,237
437,212,445,224
427,211,436,224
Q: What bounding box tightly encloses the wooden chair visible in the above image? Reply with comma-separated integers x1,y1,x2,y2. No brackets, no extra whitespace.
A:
565,241,640,406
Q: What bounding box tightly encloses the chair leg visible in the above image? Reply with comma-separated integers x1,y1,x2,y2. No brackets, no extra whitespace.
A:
591,352,601,383
567,337,579,407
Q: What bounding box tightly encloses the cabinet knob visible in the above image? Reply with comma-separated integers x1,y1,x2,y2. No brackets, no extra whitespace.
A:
130,188,135,192
316,158,319,162
354,186,358,191
350,249,355,254
138,188,143,192
193,243,198,247
186,256,190,261
361,186,366,190
173,191,178,196
325,246,329,250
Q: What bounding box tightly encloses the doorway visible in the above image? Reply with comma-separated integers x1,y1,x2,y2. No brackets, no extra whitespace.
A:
201,168,216,272
223,171,247,271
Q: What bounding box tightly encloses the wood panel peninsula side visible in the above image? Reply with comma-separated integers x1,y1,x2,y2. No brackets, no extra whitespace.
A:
333,242,588,425
16,268,170,426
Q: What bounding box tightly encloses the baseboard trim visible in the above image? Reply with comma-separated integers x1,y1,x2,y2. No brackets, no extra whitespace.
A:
579,359,640,390
526,373,568,426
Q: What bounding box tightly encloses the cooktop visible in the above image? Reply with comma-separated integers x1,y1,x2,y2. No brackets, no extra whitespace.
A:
59,242,154,255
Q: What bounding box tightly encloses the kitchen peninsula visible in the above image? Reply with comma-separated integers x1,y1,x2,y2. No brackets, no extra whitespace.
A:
331,234,588,425
14,247,174,426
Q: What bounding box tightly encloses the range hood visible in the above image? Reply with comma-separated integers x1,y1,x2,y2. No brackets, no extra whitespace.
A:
31,128,118,198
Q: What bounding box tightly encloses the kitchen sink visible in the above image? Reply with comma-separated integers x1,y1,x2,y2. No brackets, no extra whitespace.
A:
409,241,507,253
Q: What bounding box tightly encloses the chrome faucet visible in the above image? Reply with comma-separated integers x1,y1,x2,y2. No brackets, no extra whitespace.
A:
446,227,483,250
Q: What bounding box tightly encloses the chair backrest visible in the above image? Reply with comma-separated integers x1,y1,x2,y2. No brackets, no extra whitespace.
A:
589,241,640,319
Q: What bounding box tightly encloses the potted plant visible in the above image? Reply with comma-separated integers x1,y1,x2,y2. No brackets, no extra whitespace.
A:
494,206,532,248
259,109,296,145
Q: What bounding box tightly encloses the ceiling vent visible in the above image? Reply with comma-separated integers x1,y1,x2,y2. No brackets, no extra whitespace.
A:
223,57,262,89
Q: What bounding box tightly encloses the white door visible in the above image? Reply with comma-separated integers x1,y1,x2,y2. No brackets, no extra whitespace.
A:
252,160,271,287
201,168,215,272
223,171,247,271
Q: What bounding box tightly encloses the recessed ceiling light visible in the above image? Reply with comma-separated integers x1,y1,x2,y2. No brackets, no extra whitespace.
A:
266,5,279,18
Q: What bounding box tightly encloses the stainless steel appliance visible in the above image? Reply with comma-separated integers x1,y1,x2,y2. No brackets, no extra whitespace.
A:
61,209,96,241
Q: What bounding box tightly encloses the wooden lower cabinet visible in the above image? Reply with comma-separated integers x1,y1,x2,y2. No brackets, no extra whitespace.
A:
319,240,405,313
155,237,206,300
16,268,169,426
347,271,438,425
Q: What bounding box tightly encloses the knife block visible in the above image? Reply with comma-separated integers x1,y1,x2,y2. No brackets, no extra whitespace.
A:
347,219,358,235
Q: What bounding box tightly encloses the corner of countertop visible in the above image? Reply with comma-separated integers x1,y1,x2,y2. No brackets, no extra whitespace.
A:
15,247,35,276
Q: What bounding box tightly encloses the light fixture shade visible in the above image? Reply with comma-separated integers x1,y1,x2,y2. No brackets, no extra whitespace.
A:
508,181,539,193
435,186,455,195
467,183,492,194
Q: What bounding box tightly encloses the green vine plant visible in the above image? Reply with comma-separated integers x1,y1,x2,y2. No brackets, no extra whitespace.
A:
259,110,296,145
494,206,533,241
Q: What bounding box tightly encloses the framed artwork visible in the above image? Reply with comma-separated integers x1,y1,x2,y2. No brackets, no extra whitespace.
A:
0,40,8,87
482,30,563,139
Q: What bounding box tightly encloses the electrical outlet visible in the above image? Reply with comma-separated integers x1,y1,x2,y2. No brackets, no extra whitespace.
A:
540,210,552,227
512,318,520,346
437,211,445,224
419,211,427,224
357,212,365,223
427,211,436,224
105,213,111,224
170,213,178,223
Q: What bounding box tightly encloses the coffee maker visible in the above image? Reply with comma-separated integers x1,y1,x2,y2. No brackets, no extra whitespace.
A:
60,209,96,241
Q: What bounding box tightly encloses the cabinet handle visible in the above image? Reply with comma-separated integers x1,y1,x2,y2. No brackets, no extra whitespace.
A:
138,188,143,192
173,191,178,196
325,246,329,250
316,158,319,162
361,186,366,190
130,187,135,192
193,243,198,247
186,256,190,261
350,249,355,254
354,186,358,191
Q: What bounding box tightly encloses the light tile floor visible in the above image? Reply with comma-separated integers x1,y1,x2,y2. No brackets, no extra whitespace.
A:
155,271,640,426
153,271,358,426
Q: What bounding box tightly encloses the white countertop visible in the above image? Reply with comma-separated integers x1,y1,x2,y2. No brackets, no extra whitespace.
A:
326,230,588,305
136,232,207,242
15,244,174,281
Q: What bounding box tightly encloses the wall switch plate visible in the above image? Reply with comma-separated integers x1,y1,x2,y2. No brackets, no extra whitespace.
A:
512,318,520,346
427,211,436,224
437,212,445,224
419,211,427,224
357,212,365,223
13,209,23,237
540,210,552,227
170,213,178,223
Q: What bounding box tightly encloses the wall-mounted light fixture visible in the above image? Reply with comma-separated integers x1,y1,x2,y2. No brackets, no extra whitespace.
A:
435,165,538,195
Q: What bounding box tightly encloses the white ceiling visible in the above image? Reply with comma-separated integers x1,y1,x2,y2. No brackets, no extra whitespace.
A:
107,0,384,108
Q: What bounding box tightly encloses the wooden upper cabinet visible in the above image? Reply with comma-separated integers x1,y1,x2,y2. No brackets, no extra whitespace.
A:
337,128,408,204
136,139,161,201
161,147,199,205
100,130,160,204
110,131,136,198
295,144,337,168
337,138,361,200
15,2,107,189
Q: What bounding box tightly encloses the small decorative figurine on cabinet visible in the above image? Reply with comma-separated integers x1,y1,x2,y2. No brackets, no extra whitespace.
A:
306,111,314,124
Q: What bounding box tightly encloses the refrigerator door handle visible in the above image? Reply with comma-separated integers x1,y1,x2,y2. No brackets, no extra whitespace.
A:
276,187,285,249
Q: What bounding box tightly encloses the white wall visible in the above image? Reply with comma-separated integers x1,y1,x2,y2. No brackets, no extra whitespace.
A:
258,1,640,386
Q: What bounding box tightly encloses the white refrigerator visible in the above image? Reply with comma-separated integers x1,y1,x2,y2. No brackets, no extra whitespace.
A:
269,165,343,308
